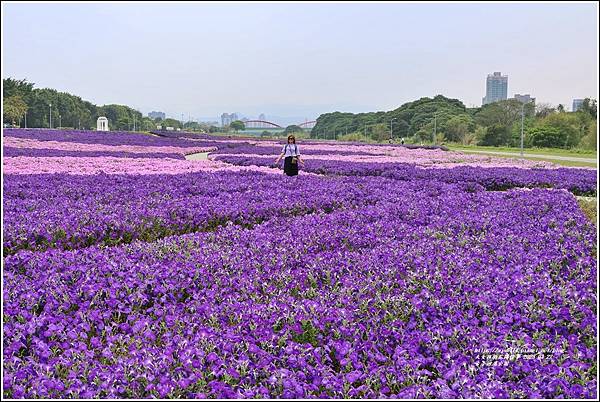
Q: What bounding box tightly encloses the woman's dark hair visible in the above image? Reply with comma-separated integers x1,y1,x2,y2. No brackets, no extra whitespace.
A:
287,134,296,143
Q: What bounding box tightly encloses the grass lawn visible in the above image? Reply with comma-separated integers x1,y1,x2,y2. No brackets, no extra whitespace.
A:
577,197,597,225
448,147,597,168
448,150,597,168
448,144,597,159
519,157,596,168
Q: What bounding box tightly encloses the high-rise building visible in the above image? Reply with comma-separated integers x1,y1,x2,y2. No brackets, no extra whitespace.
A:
259,113,266,120
221,113,240,126
221,113,232,127
148,111,166,120
482,72,508,105
572,99,585,112
513,94,535,105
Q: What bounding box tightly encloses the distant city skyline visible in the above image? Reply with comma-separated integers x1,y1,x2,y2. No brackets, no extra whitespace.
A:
3,2,597,117
572,99,585,112
482,72,508,105
147,111,166,120
153,112,315,127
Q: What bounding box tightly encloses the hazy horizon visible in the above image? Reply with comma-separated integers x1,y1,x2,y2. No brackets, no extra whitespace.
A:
3,2,598,121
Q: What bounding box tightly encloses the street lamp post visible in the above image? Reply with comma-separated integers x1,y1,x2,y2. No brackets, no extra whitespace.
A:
520,103,525,158
49,104,52,129
433,113,437,144
390,118,397,141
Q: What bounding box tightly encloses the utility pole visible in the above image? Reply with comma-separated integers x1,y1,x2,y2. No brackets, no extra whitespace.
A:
390,118,397,141
49,104,52,129
520,103,525,158
24,111,27,129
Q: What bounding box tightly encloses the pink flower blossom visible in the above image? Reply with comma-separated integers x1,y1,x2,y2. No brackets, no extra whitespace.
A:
4,137,216,156
3,156,280,175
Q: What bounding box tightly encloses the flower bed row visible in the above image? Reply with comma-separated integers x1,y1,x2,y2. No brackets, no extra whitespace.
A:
3,185,596,398
212,155,597,196
3,172,421,255
3,129,219,149
3,148,186,159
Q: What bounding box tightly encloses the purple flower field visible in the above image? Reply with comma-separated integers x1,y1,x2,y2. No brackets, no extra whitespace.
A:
2,129,597,399
3,173,406,255
212,155,597,196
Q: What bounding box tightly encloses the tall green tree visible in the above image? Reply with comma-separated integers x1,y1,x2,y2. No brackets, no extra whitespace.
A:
579,98,597,119
284,125,303,134
3,78,34,101
475,99,533,128
527,126,568,148
538,113,581,148
477,124,511,146
392,119,410,138
509,116,535,148
161,118,183,130
3,95,28,125
579,120,597,150
443,114,474,143
535,103,555,118
230,120,245,132
369,123,389,142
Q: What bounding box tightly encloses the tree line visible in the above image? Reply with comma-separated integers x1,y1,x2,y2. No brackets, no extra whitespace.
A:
4,78,596,149
3,78,157,131
311,95,597,149
2,78,214,132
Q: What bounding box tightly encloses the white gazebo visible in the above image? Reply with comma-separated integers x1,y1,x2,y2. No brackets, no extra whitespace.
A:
97,117,109,131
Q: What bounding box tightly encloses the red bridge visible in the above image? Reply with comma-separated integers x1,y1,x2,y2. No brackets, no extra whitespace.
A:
244,120,283,128
297,120,316,129
243,120,316,129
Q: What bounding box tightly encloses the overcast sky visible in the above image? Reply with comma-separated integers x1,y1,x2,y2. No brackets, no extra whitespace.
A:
3,2,598,122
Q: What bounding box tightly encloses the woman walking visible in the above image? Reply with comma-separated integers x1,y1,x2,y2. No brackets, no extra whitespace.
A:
274,134,304,176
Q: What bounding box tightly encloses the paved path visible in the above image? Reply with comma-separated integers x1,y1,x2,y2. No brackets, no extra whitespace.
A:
185,152,210,161
458,149,597,164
